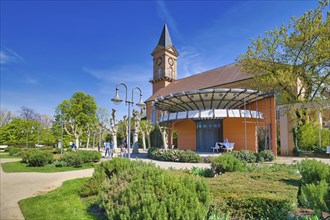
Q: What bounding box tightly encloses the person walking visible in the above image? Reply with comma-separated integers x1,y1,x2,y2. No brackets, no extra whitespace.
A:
104,141,110,158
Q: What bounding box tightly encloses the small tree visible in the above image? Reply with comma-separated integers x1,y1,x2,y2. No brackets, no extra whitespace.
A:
55,92,97,149
140,120,154,150
237,0,329,125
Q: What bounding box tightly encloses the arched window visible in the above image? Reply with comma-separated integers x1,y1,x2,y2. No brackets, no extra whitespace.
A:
169,67,173,78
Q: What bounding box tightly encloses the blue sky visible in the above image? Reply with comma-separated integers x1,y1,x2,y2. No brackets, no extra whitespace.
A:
1,0,319,120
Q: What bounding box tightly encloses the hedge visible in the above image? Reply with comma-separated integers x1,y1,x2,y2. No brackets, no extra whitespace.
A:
147,147,202,163
206,170,300,219
81,158,211,219
21,149,53,167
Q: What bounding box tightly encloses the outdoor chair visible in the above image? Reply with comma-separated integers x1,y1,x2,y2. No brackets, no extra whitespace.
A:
211,143,221,153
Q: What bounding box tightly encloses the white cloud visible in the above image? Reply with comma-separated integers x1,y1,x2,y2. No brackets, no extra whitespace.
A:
155,0,182,41
0,48,24,64
178,46,208,78
83,65,149,83
22,77,38,84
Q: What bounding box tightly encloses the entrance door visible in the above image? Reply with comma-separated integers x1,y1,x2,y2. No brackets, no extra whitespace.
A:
196,120,223,152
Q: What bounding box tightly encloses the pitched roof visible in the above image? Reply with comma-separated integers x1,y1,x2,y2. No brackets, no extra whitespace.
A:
157,24,173,47
146,62,253,102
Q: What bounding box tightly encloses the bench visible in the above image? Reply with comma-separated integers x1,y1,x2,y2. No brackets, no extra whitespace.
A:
0,145,8,150
211,142,235,153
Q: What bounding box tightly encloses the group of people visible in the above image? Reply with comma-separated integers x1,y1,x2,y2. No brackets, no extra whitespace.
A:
104,140,127,158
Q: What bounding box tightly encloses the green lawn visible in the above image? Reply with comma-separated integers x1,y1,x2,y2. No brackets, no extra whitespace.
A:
19,178,102,220
0,153,21,158
1,161,95,173
18,164,301,219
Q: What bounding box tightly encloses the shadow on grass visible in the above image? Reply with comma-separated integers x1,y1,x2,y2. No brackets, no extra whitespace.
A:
280,178,301,187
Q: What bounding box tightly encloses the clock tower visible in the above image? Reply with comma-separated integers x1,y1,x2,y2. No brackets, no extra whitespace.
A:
150,24,179,94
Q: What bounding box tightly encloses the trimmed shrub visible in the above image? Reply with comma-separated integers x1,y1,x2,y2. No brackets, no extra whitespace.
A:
6,146,22,156
211,154,245,174
147,147,202,163
191,167,214,178
86,158,211,219
58,150,101,167
231,150,257,163
21,149,53,167
77,150,101,163
299,159,330,185
258,150,275,162
60,152,83,167
299,180,329,212
206,171,300,219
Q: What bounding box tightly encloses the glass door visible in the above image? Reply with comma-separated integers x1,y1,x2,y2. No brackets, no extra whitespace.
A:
196,120,223,152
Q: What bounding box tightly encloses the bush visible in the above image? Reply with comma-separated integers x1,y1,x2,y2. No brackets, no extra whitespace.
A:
21,149,53,167
231,150,257,163
191,167,214,178
211,154,245,174
147,147,202,163
58,150,101,167
299,180,329,212
77,150,101,163
60,152,83,167
85,158,211,219
258,150,275,162
6,146,22,156
206,170,300,219
299,159,330,185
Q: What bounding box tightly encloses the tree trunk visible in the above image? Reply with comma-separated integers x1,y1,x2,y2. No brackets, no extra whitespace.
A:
141,132,146,151
112,133,118,151
132,130,139,153
86,132,90,148
147,134,151,149
75,137,80,149
92,132,96,149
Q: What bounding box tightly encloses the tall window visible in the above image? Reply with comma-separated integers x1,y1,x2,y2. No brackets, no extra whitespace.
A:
158,68,162,78
152,110,156,125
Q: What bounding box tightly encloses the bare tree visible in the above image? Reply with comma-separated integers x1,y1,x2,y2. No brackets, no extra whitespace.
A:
18,106,40,120
0,109,14,127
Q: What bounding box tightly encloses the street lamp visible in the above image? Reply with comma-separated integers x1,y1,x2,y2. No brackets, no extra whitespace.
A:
21,126,34,148
111,82,145,158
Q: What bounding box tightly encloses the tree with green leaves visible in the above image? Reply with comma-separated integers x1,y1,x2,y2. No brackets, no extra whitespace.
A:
139,120,154,150
55,91,97,149
238,0,329,124
0,118,55,146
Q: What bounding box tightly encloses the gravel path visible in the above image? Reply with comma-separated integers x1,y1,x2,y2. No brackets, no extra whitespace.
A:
0,158,94,220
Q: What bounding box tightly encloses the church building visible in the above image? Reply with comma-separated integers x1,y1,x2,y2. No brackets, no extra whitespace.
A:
146,24,277,155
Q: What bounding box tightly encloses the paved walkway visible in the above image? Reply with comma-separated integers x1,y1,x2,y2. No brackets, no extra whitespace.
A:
0,152,329,220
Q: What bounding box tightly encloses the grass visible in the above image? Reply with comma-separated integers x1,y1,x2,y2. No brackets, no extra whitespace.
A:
1,161,95,173
0,153,21,158
19,178,101,220
17,163,301,219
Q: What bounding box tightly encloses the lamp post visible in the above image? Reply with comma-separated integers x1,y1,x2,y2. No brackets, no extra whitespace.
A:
111,82,145,159
22,126,34,148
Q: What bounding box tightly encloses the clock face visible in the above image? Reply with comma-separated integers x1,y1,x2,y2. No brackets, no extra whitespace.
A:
168,57,174,66
157,57,162,66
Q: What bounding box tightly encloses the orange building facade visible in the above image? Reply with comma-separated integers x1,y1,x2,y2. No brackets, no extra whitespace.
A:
146,25,277,155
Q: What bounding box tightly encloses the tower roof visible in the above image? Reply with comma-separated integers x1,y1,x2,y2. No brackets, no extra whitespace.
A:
157,24,173,47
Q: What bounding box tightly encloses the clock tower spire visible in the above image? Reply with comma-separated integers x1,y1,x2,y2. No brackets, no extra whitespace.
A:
150,24,179,94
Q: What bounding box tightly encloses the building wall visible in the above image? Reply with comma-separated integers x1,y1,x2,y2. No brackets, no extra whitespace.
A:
244,96,277,155
152,80,171,94
173,119,196,151
223,118,257,152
